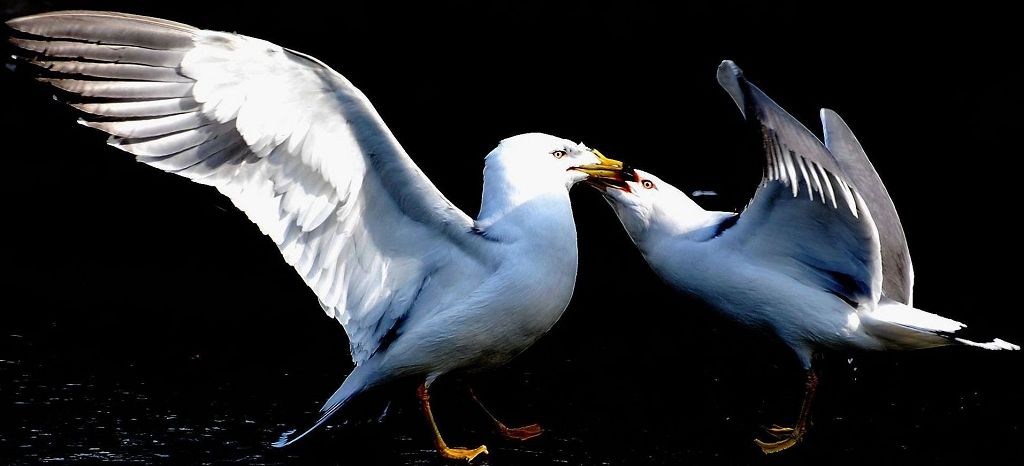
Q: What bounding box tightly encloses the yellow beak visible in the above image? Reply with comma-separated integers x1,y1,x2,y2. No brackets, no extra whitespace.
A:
571,149,626,179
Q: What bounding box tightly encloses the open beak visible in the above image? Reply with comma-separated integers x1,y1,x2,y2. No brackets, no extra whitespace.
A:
571,149,635,191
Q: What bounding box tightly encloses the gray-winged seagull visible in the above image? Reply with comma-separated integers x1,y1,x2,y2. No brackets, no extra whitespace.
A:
6,10,625,461
585,60,1019,453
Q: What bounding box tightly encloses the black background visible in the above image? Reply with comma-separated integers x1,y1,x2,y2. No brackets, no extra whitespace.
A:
2,1,1022,465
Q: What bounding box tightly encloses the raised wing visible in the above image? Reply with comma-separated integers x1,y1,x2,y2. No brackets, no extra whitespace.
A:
8,11,490,364
714,60,883,307
821,109,914,305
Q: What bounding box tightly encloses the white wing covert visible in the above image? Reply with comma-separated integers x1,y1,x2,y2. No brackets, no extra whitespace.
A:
8,11,490,364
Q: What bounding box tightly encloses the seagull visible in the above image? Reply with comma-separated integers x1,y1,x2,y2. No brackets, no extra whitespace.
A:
586,60,1020,453
6,10,624,461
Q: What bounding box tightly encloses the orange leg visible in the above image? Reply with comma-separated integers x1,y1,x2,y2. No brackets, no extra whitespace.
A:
754,369,819,454
417,383,489,462
469,388,543,441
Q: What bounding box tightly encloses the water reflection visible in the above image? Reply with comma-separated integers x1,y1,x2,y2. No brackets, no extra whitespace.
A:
1,332,599,465
4,328,1020,465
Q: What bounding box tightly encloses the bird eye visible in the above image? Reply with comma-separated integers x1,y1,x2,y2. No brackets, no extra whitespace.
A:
551,150,567,159
641,179,656,189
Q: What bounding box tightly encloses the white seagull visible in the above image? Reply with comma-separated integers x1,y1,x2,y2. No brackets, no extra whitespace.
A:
7,10,624,461
586,60,1019,453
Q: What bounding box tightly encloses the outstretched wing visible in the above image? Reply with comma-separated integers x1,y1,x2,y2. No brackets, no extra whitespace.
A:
714,60,883,307
8,11,491,364
821,109,914,305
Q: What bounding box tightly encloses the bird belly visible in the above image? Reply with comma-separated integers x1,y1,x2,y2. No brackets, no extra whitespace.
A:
459,251,579,370
381,245,578,379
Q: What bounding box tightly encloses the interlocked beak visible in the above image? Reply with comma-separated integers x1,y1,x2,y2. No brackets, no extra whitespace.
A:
571,149,635,190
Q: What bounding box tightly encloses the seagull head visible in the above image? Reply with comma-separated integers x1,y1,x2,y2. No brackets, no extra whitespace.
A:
486,133,624,191
581,167,686,237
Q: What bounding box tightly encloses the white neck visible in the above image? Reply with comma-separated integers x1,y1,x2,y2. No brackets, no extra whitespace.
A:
475,158,576,243
627,191,732,253
655,195,715,235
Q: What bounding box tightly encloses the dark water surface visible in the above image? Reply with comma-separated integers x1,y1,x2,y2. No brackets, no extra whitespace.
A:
4,326,1022,465
3,1,1024,464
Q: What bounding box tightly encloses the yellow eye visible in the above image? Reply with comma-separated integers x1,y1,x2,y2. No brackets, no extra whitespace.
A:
641,179,655,189
551,150,567,159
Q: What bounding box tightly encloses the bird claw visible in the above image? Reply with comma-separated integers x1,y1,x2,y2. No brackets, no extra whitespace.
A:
754,427,804,454
439,444,489,462
500,423,543,441
765,424,795,438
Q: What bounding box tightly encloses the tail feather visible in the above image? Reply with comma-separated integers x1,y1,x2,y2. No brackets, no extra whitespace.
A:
863,299,1019,351
955,337,1020,351
271,360,380,448
271,396,351,448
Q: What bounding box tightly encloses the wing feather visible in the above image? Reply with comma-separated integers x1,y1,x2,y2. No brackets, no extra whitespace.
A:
822,109,914,305
715,61,883,307
9,10,490,365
